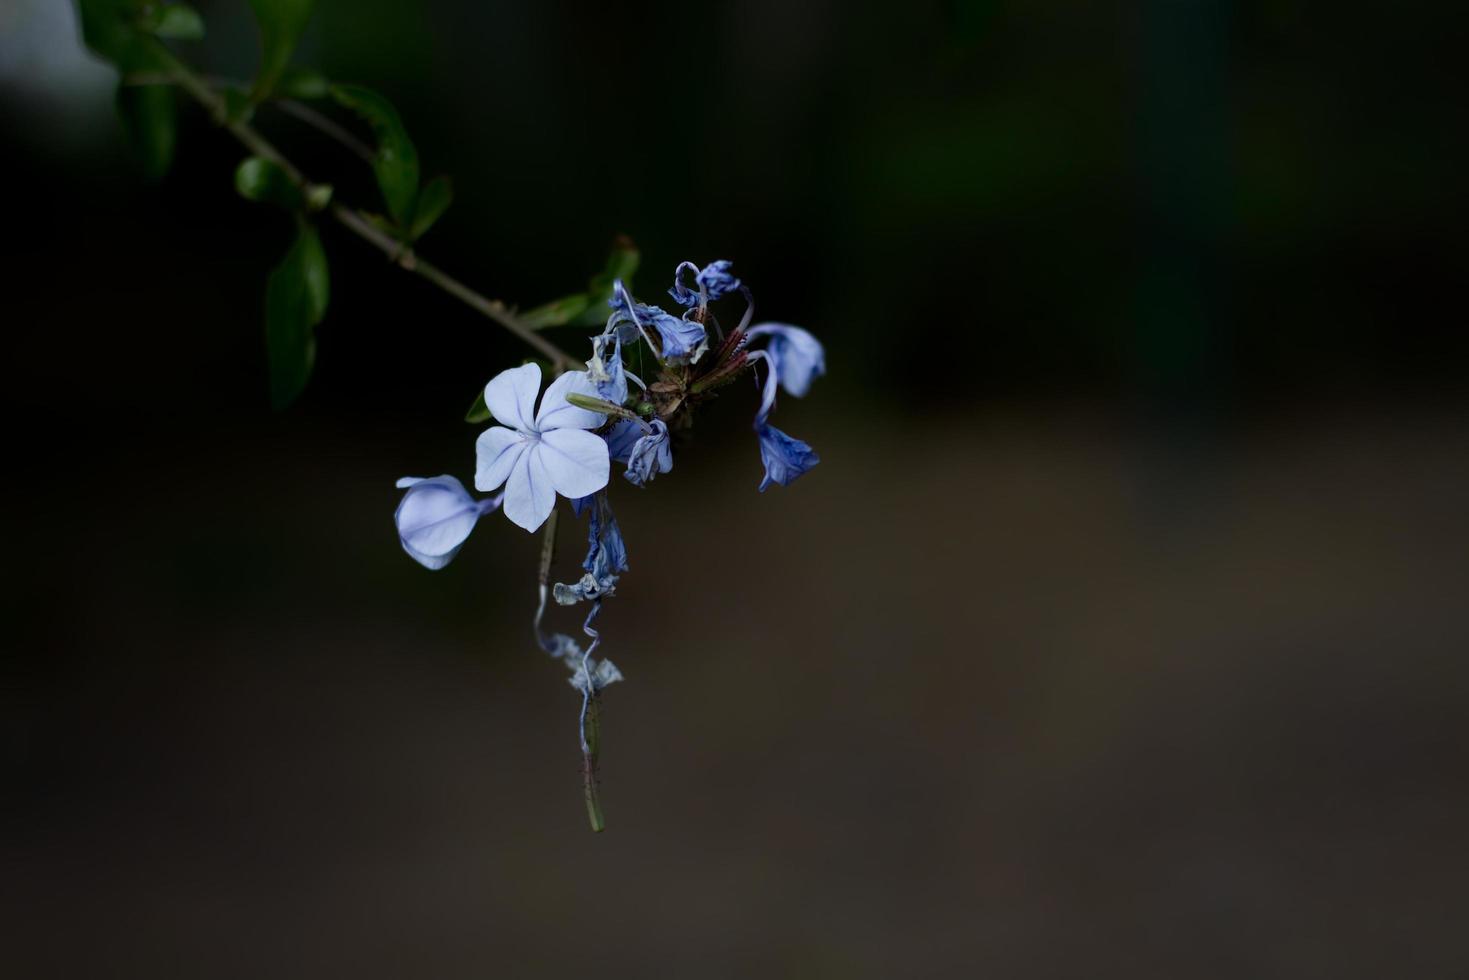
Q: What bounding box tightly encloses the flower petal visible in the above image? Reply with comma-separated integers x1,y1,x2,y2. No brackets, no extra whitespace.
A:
535,370,607,431
483,362,541,432
603,418,644,465
502,445,557,532
393,475,484,570
756,423,820,492
748,323,826,397
474,426,527,491
537,427,611,500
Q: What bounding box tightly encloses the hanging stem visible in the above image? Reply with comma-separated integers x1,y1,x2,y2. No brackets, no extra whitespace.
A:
582,693,604,832
147,43,580,372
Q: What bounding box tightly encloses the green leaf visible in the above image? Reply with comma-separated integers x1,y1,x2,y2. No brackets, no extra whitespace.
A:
519,238,642,329
221,87,255,124
234,156,303,210
265,222,330,409
77,0,167,72
116,84,176,180
146,4,205,40
276,67,329,99
574,237,640,326
329,84,420,228
464,388,491,423
519,293,591,329
408,176,453,241
246,0,316,102
304,184,334,211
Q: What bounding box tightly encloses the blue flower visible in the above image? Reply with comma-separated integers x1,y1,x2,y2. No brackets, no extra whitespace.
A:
646,308,708,363
748,348,821,491
554,492,628,605
624,419,672,487
747,322,826,397
473,364,611,532
393,475,502,569
669,259,742,307
755,424,820,492
586,333,628,405
611,279,708,363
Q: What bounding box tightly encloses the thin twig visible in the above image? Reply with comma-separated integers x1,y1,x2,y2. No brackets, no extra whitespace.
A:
276,99,375,164
148,42,579,371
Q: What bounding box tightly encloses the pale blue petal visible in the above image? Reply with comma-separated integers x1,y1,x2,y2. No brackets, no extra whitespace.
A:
536,427,611,500
473,426,526,492
756,423,820,492
394,475,498,570
502,444,557,532
603,418,643,464
536,370,607,431
484,362,541,432
748,322,826,397
648,310,708,363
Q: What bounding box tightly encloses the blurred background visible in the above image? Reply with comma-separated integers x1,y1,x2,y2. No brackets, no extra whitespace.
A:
4,1,1468,976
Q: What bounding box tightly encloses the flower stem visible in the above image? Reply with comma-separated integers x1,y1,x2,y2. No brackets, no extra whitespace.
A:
582,693,605,833
147,43,579,372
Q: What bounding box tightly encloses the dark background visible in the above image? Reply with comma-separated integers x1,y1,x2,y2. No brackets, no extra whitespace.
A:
4,1,1467,976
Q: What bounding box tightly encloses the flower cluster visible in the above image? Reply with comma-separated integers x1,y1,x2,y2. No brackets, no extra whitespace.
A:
391,259,825,766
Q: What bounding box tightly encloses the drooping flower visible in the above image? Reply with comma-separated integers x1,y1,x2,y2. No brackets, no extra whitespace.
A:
755,424,820,491
393,475,502,570
624,419,672,487
609,280,707,364
747,323,826,397
474,363,610,532
554,491,628,605
669,259,742,307
586,332,628,405
748,348,820,491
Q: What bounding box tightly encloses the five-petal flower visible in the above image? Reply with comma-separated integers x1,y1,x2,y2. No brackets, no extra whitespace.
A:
474,363,611,532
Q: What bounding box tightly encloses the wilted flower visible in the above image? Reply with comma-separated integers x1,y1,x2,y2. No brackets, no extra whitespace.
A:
586,333,628,405
393,475,502,569
748,323,826,397
748,348,821,491
474,363,610,532
669,259,743,307
609,280,707,364
624,419,672,487
755,424,820,491
554,492,628,605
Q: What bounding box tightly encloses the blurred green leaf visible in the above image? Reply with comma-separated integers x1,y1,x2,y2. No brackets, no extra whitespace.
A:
329,84,420,228
77,0,167,72
145,4,204,40
265,222,330,409
304,184,334,211
246,0,316,102
576,237,640,326
277,67,329,99
116,84,176,180
520,238,641,329
464,388,491,423
520,293,590,329
408,176,453,241
234,156,303,210
221,88,255,124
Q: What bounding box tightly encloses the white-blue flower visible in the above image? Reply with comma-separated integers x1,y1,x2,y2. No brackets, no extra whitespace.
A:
474,363,611,532
393,475,501,570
